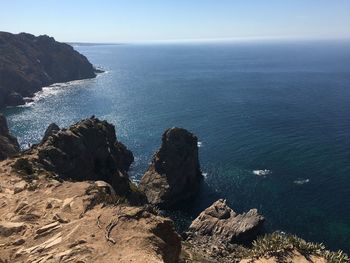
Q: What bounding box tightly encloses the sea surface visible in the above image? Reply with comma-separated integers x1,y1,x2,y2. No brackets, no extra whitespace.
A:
3,40,350,252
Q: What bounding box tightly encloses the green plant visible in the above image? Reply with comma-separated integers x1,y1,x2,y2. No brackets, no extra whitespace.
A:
243,232,349,263
324,250,350,263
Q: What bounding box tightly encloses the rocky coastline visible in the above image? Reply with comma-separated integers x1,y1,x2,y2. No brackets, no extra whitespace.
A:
0,115,348,262
0,32,101,109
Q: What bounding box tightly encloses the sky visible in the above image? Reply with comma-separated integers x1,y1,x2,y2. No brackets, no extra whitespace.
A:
1,0,350,43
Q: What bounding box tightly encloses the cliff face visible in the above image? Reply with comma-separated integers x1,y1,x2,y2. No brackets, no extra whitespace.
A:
0,117,181,263
15,117,145,204
0,117,347,263
139,127,202,208
0,166,181,263
0,114,19,160
0,31,97,108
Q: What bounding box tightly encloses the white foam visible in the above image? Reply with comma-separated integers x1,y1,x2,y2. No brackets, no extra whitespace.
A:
197,141,203,147
253,169,271,176
26,79,90,105
294,178,310,185
202,172,208,178
17,100,34,108
97,70,109,76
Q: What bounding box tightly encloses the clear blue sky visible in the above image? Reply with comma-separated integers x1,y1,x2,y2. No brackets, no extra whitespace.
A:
1,0,349,43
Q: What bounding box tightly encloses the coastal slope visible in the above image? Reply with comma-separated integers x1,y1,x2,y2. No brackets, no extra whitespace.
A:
0,115,348,262
0,31,98,108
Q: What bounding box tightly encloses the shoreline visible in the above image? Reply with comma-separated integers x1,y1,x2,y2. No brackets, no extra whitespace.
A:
2,70,107,110
0,115,348,262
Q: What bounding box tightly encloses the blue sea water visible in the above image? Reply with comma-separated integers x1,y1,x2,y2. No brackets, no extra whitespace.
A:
2,40,350,252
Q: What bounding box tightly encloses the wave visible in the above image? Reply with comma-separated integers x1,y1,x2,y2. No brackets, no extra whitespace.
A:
24,79,92,106
96,69,109,76
253,169,271,176
293,178,310,185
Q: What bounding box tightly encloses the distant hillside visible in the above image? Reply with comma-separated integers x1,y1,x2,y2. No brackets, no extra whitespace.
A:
0,32,98,109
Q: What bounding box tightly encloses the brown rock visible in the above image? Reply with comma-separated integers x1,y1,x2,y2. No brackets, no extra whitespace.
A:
46,198,63,209
139,127,202,208
12,238,25,246
94,180,116,196
188,199,264,245
52,213,69,224
32,117,141,201
35,221,61,239
0,222,26,237
13,180,28,194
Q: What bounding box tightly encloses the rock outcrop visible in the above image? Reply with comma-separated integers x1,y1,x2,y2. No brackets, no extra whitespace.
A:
41,123,60,143
187,199,265,245
0,31,99,109
0,116,347,263
0,114,19,160
0,166,181,263
17,117,142,202
139,127,202,208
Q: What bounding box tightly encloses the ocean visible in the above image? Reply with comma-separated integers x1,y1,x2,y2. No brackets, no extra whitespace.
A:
3,40,350,252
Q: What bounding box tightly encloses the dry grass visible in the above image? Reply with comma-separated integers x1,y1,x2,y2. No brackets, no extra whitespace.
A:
243,232,349,263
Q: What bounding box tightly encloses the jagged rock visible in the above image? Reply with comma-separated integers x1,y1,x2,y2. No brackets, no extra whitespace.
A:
14,201,29,214
61,197,75,213
94,181,116,196
0,222,26,237
12,238,25,246
35,221,61,239
0,31,97,109
0,114,9,135
33,117,133,196
0,114,20,160
139,127,202,208
53,213,69,224
41,123,60,143
115,141,134,173
17,232,63,255
13,180,28,194
46,198,63,209
188,199,265,245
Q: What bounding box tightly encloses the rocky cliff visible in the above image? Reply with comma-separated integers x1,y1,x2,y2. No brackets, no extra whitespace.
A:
0,113,19,160
0,167,181,263
139,127,202,208
0,117,181,263
0,117,347,263
14,116,144,203
0,31,98,108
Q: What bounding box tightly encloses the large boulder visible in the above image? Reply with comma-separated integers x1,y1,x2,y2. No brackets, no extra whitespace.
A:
0,114,20,160
187,199,265,245
139,127,202,208
32,117,136,198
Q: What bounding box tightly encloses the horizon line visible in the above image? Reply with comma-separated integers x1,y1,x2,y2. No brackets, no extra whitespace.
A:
66,35,350,45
